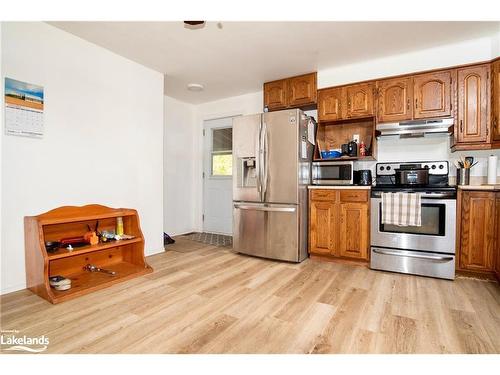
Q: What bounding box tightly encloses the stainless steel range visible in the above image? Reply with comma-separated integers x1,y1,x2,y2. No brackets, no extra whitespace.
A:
370,160,457,280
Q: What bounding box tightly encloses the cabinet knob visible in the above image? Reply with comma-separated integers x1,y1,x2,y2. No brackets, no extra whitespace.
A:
460,120,463,133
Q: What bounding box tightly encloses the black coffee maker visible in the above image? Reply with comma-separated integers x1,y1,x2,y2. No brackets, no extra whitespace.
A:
347,140,358,157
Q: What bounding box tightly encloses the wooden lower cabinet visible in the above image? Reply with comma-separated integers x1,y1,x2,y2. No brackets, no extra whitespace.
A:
309,189,370,261
309,200,336,255
339,203,369,259
458,190,498,277
496,194,500,280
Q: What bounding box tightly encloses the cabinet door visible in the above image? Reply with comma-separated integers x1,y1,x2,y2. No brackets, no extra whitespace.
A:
264,79,287,111
457,65,490,143
318,87,343,122
287,73,317,107
309,200,336,255
460,191,495,272
339,203,369,260
491,60,500,142
495,194,500,278
413,71,452,119
377,77,413,122
345,83,375,119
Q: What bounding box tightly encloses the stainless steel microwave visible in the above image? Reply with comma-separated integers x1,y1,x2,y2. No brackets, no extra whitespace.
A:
312,161,354,185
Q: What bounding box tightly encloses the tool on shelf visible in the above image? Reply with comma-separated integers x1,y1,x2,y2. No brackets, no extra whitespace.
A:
83,263,116,275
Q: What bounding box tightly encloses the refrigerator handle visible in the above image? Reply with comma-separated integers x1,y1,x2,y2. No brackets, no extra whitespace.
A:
234,204,296,213
262,120,269,201
256,117,262,200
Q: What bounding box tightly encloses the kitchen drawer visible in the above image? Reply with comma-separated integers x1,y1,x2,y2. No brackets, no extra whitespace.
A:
339,190,368,202
310,190,337,202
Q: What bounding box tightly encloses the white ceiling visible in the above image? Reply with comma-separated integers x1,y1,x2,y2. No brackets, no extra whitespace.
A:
49,21,499,104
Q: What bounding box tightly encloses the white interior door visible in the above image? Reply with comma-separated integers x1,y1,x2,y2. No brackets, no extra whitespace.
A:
203,116,236,235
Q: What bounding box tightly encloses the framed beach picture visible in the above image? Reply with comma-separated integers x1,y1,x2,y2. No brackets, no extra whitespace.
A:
4,77,44,138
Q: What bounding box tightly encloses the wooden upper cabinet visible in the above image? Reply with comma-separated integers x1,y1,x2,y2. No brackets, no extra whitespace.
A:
264,79,287,111
491,60,500,142
413,70,452,119
459,191,496,272
318,87,343,122
377,77,413,122
287,73,317,107
339,203,369,260
457,65,490,143
264,72,317,111
345,83,375,119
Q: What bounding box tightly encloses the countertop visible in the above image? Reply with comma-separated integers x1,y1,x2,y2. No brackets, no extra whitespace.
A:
308,185,371,190
456,184,500,191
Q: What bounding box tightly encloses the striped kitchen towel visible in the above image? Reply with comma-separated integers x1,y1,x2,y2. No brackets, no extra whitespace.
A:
381,192,422,227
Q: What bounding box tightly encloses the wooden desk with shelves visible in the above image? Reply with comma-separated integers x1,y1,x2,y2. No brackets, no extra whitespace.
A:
24,204,152,304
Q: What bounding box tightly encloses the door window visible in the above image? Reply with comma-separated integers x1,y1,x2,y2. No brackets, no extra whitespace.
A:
211,127,232,176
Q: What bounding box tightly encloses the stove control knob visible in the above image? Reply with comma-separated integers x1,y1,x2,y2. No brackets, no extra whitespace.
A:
424,165,429,169
386,166,391,171
431,165,436,169
439,165,444,169
380,166,385,171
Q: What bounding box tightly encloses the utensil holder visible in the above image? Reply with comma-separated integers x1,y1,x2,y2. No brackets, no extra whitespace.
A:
457,168,470,185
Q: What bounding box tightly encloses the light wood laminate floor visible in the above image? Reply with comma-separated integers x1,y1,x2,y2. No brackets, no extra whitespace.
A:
1,237,499,354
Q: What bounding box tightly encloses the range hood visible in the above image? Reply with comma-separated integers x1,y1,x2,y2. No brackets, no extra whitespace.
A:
376,118,454,138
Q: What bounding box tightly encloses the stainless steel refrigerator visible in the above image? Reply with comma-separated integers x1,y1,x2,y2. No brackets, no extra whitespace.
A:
232,109,314,262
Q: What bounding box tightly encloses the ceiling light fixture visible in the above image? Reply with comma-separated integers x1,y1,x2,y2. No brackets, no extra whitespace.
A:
184,21,206,30
187,83,204,92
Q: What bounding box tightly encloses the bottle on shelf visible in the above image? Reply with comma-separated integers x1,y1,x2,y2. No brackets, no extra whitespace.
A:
360,141,366,157
116,216,124,236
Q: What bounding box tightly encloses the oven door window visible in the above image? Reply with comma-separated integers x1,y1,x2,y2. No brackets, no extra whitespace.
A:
379,203,446,236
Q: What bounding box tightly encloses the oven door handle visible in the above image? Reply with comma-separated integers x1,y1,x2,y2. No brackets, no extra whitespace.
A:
372,249,454,262
371,192,455,199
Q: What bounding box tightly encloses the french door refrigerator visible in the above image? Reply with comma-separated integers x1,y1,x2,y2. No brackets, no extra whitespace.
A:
232,109,314,262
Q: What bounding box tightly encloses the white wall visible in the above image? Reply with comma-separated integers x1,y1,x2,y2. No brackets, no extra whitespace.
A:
0,23,3,286
318,36,498,88
1,22,164,294
163,95,197,235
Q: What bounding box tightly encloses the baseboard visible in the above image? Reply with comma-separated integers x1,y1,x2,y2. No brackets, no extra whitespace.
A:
1,282,27,296
169,231,196,237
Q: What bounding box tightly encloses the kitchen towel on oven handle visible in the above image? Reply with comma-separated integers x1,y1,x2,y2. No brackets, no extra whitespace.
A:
381,192,422,227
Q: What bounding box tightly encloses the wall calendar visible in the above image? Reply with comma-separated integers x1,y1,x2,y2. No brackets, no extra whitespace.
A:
4,77,44,138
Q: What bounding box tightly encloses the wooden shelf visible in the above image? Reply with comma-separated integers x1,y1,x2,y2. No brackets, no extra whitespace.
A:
314,118,377,162
313,155,376,162
24,204,152,304
38,209,137,225
50,261,152,303
47,238,142,260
